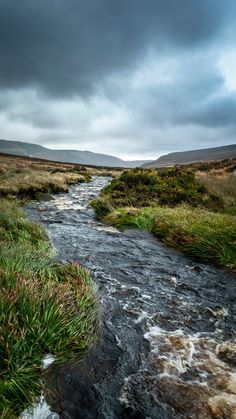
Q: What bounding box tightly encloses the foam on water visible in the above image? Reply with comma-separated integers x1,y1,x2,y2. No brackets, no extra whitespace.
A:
143,324,236,417
25,176,236,419
21,395,59,419
21,355,58,419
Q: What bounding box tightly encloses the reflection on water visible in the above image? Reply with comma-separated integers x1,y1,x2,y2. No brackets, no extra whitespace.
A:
26,176,236,419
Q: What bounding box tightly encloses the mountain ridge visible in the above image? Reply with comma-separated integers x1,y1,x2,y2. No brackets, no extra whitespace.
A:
0,139,151,168
143,144,236,168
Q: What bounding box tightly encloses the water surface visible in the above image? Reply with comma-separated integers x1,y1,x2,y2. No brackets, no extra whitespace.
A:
26,176,236,419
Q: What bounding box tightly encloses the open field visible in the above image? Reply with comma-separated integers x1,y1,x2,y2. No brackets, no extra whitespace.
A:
92,160,236,270
0,153,123,416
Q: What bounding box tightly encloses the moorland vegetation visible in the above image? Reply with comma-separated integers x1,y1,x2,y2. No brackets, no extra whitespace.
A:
92,159,236,270
0,154,119,417
0,152,235,415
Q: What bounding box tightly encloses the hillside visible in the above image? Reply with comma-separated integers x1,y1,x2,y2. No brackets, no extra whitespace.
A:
144,144,236,168
0,139,150,168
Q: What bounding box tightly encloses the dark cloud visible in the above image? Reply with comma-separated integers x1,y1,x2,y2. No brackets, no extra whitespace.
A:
0,0,235,158
115,55,233,129
178,95,236,128
0,0,234,96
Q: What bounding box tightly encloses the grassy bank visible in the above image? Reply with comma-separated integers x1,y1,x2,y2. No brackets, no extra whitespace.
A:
0,156,102,417
0,199,98,417
0,154,93,198
92,166,236,270
104,206,236,268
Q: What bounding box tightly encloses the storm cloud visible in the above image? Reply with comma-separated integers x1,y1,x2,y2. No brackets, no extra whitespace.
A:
0,0,235,158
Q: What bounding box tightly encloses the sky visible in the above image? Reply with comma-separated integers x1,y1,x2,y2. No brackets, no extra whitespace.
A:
0,0,235,160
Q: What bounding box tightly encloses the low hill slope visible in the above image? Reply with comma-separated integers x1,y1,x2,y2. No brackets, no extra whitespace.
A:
144,144,236,168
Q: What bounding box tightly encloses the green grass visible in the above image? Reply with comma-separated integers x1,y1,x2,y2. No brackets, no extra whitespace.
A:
104,206,236,269
0,199,98,417
92,167,236,270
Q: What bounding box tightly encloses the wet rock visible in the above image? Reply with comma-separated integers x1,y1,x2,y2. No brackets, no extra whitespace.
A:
34,192,55,201
25,177,236,419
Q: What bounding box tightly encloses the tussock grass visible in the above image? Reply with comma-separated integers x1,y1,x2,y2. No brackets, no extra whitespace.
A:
0,202,48,250
0,153,123,198
0,154,94,198
86,167,123,178
92,165,236,270
0,169,88,197
0,153,119,415
105,206,236,269
0,154,123,198
196,171,236,214
0,199,98,417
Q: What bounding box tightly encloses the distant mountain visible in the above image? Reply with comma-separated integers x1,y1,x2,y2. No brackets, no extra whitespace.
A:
126,160,153,167
0,139,150,168
143,144,236,168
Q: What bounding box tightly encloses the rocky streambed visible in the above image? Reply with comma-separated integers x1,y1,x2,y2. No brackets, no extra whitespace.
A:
26,176,236,419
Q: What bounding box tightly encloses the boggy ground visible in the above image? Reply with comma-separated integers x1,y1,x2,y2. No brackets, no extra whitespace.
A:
91,160,236,270
0,154,120,417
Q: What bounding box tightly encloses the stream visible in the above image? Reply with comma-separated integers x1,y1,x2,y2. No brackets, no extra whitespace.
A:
26,176,236,419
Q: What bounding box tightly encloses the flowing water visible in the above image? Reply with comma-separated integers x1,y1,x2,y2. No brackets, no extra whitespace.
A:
26,176,236,419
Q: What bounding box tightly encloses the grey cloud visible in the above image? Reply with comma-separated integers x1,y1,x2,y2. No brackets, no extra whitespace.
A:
0,0,234,96
114,56,226,127
0,0,235,158
178,95,236,128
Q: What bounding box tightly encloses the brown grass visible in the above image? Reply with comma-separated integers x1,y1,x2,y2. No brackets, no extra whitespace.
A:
0,169,87,196
0,153,79,172
196,164,236,213
0,153,122,198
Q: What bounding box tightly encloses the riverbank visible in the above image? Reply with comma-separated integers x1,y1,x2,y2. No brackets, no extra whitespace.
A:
26,176,236,419
0,201,98,416
91,164,236,270
0,156,118,417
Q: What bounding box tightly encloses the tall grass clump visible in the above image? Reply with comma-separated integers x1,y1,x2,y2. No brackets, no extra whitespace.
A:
104,206,236,269
0,199,98,417
196,171,236,215
92,166,236,270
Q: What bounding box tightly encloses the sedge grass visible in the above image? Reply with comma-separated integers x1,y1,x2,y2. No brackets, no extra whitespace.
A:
0,199,98,417
92,166,236,270
104,205,236,269
0,169,89,197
